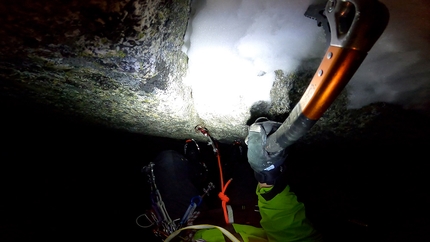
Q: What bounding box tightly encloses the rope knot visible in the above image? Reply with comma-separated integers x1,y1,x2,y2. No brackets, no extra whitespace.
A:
218,192,230,203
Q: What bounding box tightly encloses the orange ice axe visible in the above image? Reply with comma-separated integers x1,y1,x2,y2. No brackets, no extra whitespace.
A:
265,0,389,153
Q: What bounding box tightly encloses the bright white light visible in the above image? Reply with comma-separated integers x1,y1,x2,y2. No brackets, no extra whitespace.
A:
183,0,430,119
183,0,325,119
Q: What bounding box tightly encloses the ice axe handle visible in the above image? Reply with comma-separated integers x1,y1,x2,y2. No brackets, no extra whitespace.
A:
265,0,389,153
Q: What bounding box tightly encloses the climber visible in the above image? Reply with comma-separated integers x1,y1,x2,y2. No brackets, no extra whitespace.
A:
137,0,389,239
138,120,323,242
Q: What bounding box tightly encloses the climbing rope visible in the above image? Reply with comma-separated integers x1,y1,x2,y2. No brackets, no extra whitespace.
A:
165,224,241,242
137,126,234,240
195,125,233,224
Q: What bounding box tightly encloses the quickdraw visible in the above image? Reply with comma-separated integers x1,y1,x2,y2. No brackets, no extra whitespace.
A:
140,162,177,239
195,125,234,224
195,125,218,154
138,163,214,241
180,182,214,226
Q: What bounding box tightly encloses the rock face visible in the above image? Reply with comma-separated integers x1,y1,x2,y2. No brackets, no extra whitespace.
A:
2,3,430,241
0,0,207,141
0,0,428,147
0,0,339,144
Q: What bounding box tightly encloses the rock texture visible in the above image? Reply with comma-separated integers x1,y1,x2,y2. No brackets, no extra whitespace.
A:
1,0,428,147
2,1,430,241
0,0,209,141
0,0,346,144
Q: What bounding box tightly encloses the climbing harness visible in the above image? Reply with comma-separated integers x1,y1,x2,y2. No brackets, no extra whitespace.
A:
195,125,234,224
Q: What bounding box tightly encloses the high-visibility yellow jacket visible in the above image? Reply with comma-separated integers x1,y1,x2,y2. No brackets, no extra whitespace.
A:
193,185,323,242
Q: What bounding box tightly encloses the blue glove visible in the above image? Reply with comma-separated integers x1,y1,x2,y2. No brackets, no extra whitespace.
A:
245,118,288,186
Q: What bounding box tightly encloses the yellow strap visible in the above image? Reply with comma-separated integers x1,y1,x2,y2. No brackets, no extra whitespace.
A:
164,224,241,242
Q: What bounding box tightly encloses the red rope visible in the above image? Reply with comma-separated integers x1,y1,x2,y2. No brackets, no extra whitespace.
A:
215,147,232,224
195,125,233,224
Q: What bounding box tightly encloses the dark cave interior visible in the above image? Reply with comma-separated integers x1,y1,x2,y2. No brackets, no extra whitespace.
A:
1,97,429,242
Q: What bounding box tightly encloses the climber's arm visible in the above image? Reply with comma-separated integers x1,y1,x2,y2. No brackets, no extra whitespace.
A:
256,184,321,242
